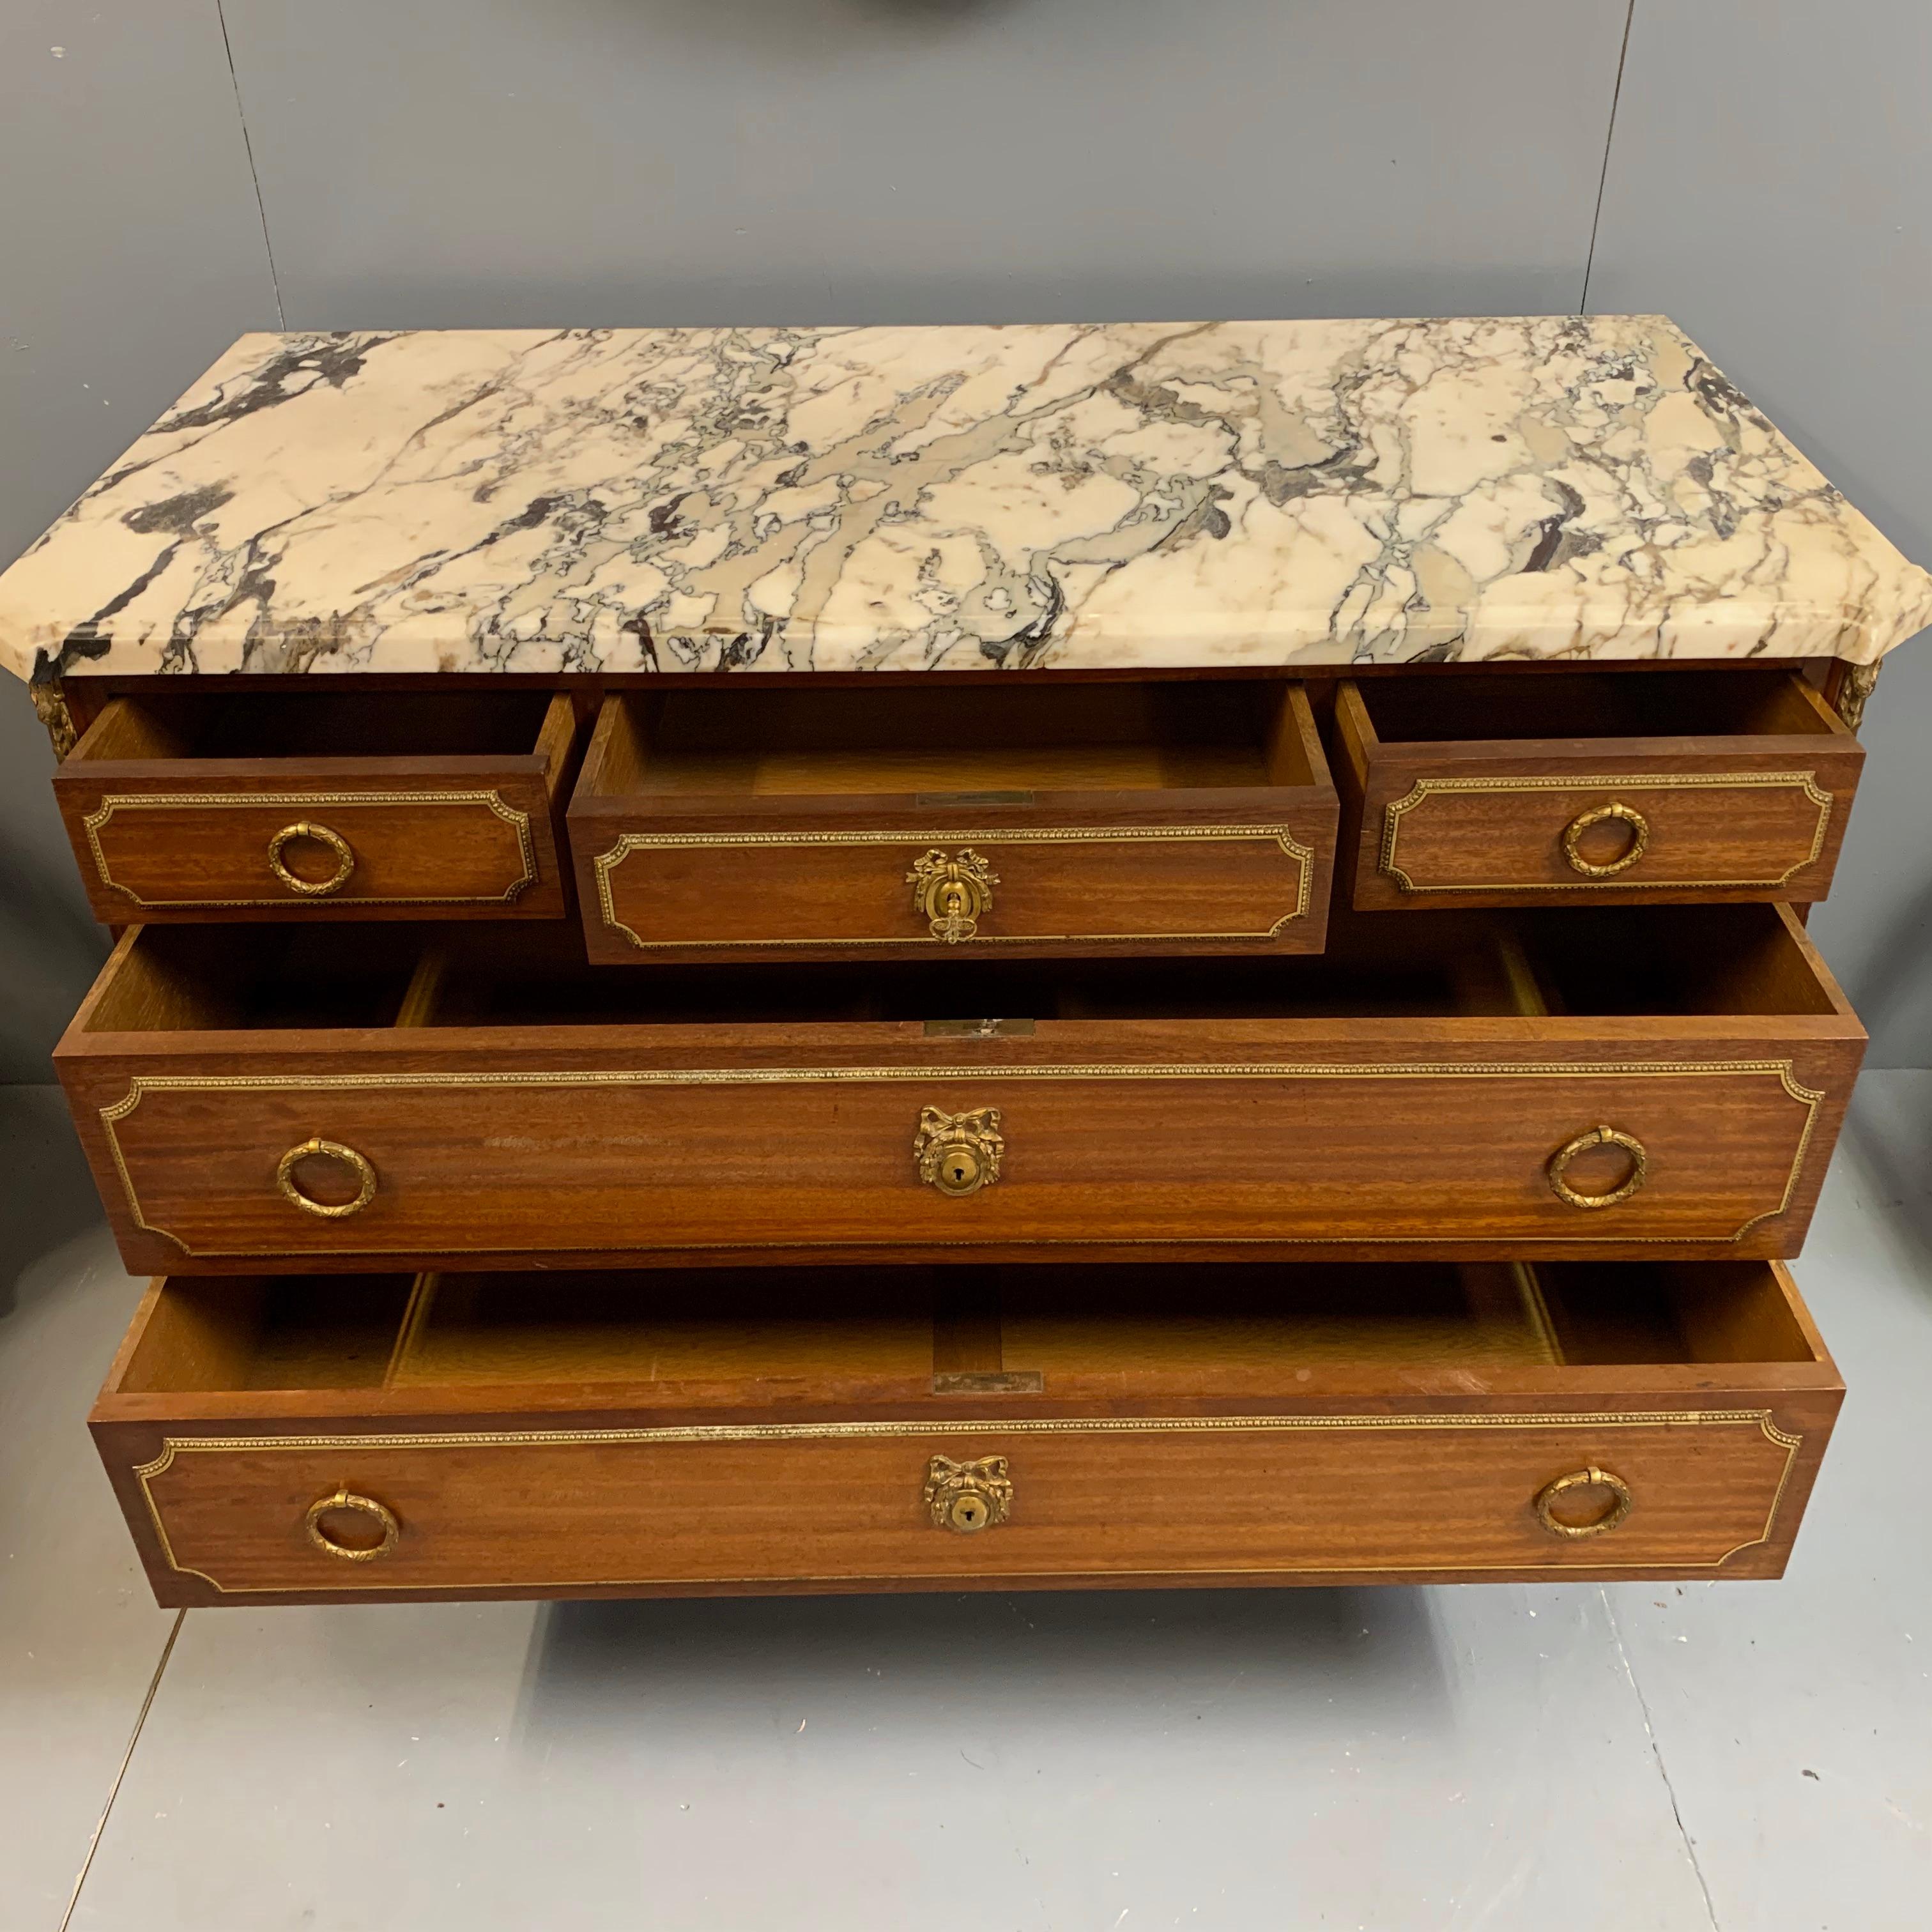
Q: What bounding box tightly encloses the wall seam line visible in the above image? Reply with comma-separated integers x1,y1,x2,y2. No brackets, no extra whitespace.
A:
1581,0,1638,314
57,1610,187,1932
213,0,285,328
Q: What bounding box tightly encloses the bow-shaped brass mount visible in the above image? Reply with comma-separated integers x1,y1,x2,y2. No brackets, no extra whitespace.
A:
914,1105,1005,1198
924,1454,1014,1533
907,848,998,942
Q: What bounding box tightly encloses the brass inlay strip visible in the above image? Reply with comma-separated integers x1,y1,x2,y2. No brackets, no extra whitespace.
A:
1379,772,1834,894
96,1059,1827,1258
132,1409,1804,1594
82,791,539,908
594,824,1314,949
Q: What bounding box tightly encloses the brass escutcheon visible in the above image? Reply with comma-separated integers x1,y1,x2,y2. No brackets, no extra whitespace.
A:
1533,1466,1634,1539
1561,801,1650,878
924,1454,1014,1533
907,848,999,942
276,1137,379,1218
268,820,357,896
303,1489,401,1561
914,1106,1004,1197
1545,1124,1648,1210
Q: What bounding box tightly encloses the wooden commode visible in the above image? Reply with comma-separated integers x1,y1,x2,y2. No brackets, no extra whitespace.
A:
4,317,1929,1606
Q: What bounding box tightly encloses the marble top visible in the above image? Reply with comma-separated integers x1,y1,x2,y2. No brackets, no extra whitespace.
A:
4,317,1929,684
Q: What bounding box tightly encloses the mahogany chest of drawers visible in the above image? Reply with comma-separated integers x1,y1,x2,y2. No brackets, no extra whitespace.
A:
5,317,1929,1607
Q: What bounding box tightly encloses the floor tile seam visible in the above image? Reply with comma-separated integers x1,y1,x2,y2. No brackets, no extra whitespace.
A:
1600,1588,1722,1932
57,1611,185,1932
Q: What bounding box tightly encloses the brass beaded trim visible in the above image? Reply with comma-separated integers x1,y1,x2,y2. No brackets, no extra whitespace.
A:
593,823,1314,949
1379,771,1834,894
82,790,539,908
131,1409,1804,1594
96,1059,1825,1258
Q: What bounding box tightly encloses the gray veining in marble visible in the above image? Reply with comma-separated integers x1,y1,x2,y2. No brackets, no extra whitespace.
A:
3,318,1928,684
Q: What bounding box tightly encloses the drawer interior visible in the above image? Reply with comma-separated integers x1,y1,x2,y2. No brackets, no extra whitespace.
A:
68,689,563,764
108,1259,1827,1404
1349,669,1841,745
78,901,1846,1034
581,681,1319,799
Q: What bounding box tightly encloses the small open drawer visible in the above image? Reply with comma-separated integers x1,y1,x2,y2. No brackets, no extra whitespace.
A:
566,680,1336,961
53,689,578,921
92,1258,1842,1604
1333,670,1862,908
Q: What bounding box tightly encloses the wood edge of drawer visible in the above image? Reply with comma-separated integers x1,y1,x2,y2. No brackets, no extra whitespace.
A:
109,1556,1827,1611
88,1252,1846,1430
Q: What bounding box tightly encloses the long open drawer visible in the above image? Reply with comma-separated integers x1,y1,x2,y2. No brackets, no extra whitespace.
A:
93,1258,1843,1604
56,903,1865,1271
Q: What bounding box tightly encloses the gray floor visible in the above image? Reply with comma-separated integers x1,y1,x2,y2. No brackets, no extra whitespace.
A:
3,1079,1929,1932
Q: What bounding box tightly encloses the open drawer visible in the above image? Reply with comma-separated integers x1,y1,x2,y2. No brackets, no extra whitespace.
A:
55,903,1864,1272
1333,669,1862,908
52,688,578,921
566,680,1335,960
93,1258,1843,1604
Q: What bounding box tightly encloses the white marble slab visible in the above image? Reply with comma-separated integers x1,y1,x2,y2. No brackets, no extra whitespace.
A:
3,318,1928,683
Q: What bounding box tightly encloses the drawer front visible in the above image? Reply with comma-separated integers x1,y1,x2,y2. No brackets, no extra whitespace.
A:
119,1407,1811,1598
52,692,579,921
1333,680,1864,910
85,1056,1837,1263
67,783,558,915
584,823,1324,959
1370,769,1844,901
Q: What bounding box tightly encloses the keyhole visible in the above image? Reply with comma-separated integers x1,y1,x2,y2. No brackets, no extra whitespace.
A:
951,1494,988,1531
949,1160,969,1182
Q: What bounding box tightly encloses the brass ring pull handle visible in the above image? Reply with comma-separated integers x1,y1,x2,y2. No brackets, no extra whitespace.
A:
268,820,356,896
303,1489,401,1561
914,1106,1005,1198
907,848,998,943
1546,1124,1648,1210
1561,801,1650,878
1534,1466,1634,1540
924,1455,1013,1533
276,1137,379,1218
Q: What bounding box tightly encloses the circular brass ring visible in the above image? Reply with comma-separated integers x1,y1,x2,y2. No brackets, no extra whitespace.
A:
1533,1466,1634,1540
303,1490,401,1562
1561,801,1650,877
1546,1124,1648,1210
275,1137,378,1219
267,820,356,896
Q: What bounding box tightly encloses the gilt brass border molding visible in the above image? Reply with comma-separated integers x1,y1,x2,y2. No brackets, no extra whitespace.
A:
593,824,1314,948
1379,772,1833,893
131,1408,1804,1594
96,1059,1825,1257
81,790,539,908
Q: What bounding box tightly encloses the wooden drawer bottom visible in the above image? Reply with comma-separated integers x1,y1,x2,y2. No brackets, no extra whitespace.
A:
93,1260,1842,1604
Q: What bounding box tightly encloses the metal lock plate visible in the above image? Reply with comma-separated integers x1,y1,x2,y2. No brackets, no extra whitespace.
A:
914,1106,1004,1197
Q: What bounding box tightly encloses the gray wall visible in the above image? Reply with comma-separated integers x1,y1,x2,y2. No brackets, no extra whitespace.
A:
1587,0,1932,1068
3,0,1928,1073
